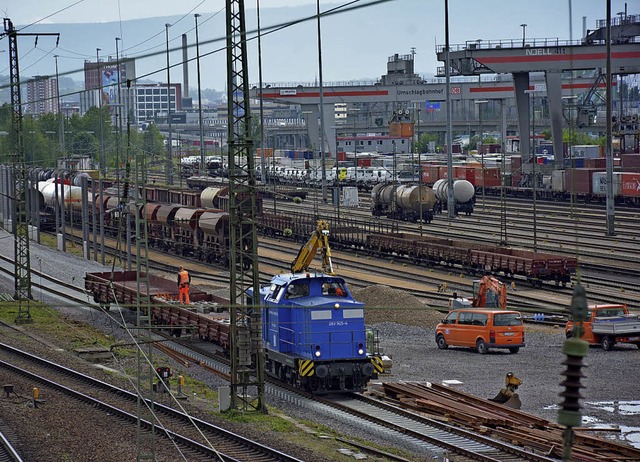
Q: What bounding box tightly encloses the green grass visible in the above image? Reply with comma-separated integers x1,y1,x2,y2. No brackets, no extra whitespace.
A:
0,301,115,350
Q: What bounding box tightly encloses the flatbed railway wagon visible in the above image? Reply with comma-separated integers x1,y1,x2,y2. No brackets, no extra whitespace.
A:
85,271,231,346
365,233,577,286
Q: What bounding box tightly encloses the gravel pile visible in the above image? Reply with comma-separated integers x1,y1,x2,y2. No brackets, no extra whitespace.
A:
1,228,638,460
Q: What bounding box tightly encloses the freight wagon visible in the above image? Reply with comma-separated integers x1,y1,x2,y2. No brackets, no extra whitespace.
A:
85,271,231,345
258,211,576,287
366,231,576,286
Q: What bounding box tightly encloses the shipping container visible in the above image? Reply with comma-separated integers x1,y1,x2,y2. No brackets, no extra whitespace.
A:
551,170,565,192
536,144,554,156
565,168,596,194
622,154,640,169
570,145,602,159
389,122,414,138
565,158,585,168
619,172,640,197
585,158,606,169
592,171,621,196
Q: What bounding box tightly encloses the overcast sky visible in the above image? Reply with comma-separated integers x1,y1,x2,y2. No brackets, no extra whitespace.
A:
2,0,636,90
4,0,631,25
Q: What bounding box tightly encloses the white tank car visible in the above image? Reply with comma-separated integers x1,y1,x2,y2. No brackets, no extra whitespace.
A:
433,179,475,203
38,180,83,211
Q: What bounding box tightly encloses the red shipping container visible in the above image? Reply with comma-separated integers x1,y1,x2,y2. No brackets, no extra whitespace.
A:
585,158,606,169
439,166,449,179
622,154,640,169
621,172,640,197
337,152,347,162
565,168,596,194
357,158,372,167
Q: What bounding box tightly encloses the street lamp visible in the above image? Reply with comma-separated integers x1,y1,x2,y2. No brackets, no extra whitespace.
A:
520,23,527,47
165,23,174,185
194,14,206,176
474,99,488,210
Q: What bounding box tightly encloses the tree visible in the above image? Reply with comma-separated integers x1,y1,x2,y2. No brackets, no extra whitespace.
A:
415,132,439,153
141,124,165,166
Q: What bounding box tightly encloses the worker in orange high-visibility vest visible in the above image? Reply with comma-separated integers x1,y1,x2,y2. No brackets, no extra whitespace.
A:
177,266,191,304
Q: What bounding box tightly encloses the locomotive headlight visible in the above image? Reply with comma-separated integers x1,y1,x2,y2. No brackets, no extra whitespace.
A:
358,342,364,355
334,303,340,309
315,346,321,357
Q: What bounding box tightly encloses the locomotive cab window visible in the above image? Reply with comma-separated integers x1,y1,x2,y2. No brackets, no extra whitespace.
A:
323,282,347,297
285,283,309,299
268,284,284,301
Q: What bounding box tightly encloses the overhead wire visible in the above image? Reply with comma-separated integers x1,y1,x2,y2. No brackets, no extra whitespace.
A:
0,0,394,100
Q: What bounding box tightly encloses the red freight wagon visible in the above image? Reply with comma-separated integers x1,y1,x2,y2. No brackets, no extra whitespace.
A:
469,248,575,286
420,165,440,185
474,167,501,188
453,166,474,182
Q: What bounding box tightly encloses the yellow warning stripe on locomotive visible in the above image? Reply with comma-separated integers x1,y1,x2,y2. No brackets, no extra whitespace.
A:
371,355,384,373
298,360,315,377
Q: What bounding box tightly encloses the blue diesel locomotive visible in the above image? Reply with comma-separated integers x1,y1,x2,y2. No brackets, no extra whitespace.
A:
256,272,380,393
250,220,385,393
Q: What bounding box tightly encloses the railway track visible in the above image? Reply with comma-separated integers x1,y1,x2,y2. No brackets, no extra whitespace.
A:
0,342,302,462
153,331,560,461
2,246,638,460
0,424,23,462
38,212,639,321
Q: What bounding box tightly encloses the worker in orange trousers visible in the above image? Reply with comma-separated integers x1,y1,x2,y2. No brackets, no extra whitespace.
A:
177,266,191,304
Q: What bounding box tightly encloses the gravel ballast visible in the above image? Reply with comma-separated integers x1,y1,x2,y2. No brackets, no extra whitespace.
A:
0,229,638,460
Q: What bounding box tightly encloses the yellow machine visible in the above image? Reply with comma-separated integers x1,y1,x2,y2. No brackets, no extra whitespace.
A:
489,372,522,409
290,220,334,275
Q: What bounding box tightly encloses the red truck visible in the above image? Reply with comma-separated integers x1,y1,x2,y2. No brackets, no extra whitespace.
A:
566,304,640,351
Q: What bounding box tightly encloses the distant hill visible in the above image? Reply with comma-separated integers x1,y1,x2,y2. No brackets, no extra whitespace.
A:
11,3,433,94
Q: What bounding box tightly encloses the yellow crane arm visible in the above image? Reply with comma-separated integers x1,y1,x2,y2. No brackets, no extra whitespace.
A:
290,220,334,275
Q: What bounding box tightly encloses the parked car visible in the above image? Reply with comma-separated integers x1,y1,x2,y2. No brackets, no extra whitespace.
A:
435,309,525,354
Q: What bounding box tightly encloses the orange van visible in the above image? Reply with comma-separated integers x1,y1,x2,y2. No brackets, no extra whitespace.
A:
435,309,525,354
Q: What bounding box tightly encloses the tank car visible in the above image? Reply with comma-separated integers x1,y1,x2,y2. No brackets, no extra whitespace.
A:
371,183,435,223
433,179,475,215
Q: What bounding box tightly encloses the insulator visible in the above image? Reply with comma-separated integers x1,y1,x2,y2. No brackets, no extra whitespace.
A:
558,351,588,429
559,355,587,412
